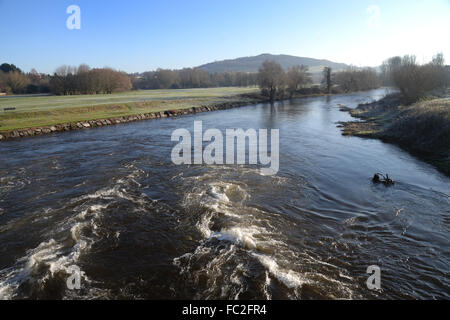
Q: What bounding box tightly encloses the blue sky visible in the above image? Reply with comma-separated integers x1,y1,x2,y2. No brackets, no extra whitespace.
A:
1,0,449,73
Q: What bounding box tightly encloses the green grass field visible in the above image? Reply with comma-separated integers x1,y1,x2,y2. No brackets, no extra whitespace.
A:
0,87,258,131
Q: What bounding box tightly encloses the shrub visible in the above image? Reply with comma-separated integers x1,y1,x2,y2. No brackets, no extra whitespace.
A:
384,54,447,104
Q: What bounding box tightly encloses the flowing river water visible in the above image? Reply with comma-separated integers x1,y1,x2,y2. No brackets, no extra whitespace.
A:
0,88,448,299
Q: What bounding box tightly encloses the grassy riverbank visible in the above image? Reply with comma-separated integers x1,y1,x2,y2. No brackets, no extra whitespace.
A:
340,91,450,176
0,87,259,131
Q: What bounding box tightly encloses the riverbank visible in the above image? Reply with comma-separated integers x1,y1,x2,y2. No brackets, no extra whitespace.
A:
0,86,337,141
0,88,264,141
339,91,450,176
0,93,270,141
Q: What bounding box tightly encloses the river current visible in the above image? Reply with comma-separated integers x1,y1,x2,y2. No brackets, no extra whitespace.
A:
0,89,448,299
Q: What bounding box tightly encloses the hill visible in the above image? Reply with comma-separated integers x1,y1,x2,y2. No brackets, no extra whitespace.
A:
197,53,349,74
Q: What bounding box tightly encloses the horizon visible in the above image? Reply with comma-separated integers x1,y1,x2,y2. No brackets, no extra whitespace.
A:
1,0,449,74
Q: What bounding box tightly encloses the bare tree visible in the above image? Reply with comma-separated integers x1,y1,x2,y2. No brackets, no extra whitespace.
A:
385,53,447,104
0,71,10,93
286,65,312,97
6,71,30,94
257,60,285,101
333,67,380,92
50,65,132,95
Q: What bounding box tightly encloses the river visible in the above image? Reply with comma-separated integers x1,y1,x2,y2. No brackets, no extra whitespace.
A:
0,88,448,299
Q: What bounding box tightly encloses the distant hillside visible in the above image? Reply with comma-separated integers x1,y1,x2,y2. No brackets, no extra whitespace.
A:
197,53,349,74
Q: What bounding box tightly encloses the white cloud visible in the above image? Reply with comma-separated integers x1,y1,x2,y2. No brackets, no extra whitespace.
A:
366,5,381,29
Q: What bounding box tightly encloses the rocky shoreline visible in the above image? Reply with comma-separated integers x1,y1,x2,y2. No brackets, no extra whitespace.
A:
0,98,268,141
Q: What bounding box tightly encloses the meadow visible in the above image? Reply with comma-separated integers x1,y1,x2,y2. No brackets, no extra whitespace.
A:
0,87,258,131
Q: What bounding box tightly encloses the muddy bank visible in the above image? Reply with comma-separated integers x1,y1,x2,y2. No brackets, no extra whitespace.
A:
339,93,450,176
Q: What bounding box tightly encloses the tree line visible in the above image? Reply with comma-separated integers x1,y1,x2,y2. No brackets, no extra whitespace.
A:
256,61,380,101
257,61,314,101
0,63,51,94
49,65,132,95
2,55,447,100
256,55,448,102
380,53,448,104
332,67,380,93
131,68,258,90
0,63,133,95
0,63,258,95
